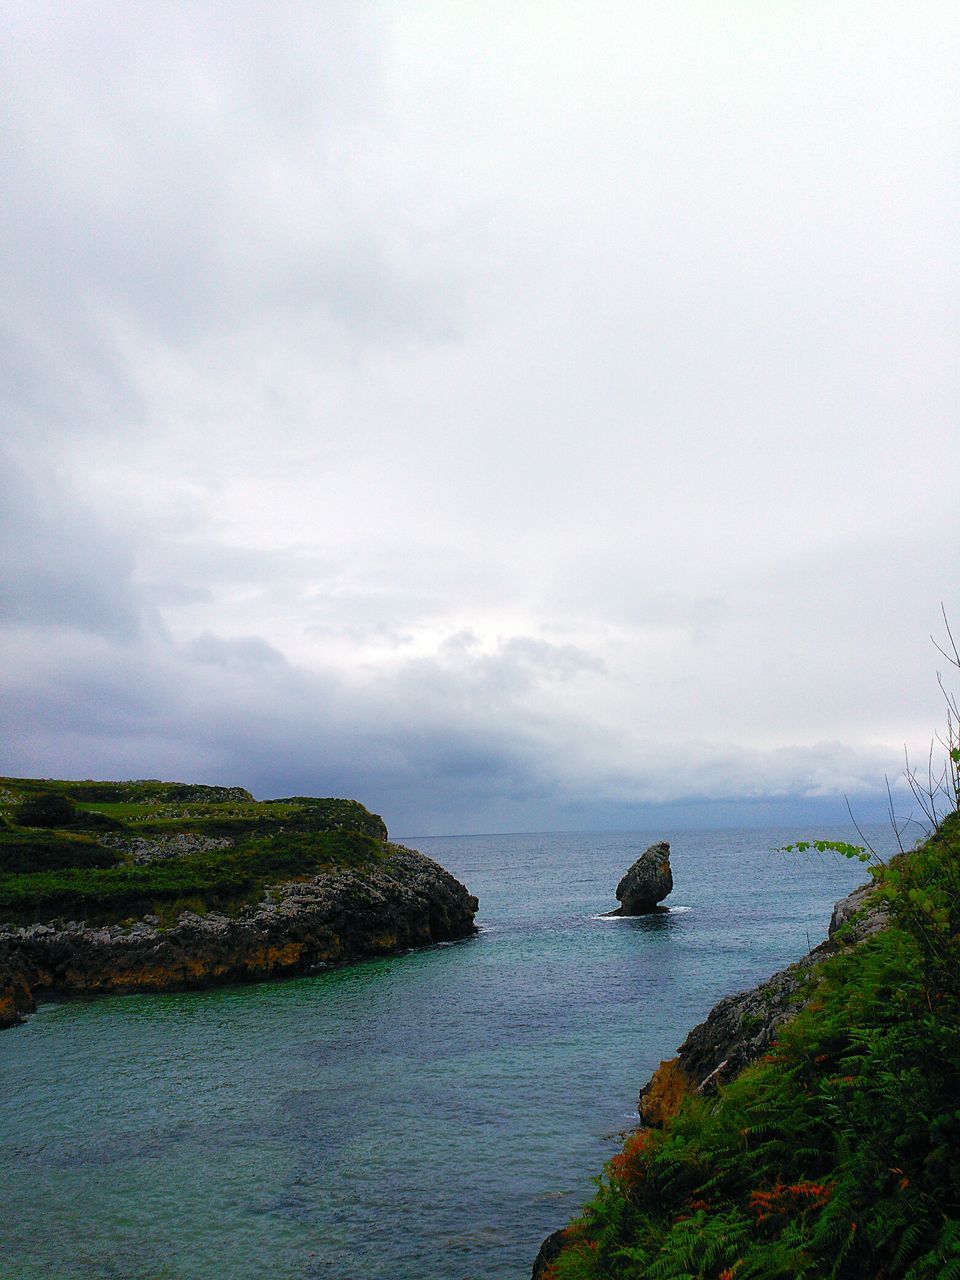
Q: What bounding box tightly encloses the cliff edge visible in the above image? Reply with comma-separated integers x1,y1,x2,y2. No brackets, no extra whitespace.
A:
0,777,478,1028
638,878,888,1122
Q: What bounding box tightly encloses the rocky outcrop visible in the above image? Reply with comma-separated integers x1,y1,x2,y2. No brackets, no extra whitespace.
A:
637,878,887,1124
531,1228,571,1280
0,845,478,1029
615,841,673,914
638,960,814,1124
828,879,888,942
99,832,234,864
637,1056,690,1127
532,877,887,1276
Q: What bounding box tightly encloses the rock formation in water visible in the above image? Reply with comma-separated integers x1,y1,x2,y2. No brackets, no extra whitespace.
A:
614,840,673,913
0,777,479,1029
531,1228,569,1280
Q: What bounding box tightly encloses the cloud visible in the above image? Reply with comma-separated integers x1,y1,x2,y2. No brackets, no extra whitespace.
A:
0,601,934,836
0,2,957,832
0,450,147,639
186,633,288,671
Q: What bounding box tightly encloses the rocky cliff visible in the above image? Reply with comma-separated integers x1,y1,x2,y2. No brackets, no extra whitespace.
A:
532,876,888,1278
0,844,478,1028
637,877,887,1123
0,777,478,1028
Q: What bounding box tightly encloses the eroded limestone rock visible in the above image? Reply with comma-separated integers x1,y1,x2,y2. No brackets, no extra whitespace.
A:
0,845,479,1028
615,841,673,914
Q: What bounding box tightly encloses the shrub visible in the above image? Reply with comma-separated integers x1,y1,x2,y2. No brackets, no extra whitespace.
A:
15,792,78,827
0,834,119,874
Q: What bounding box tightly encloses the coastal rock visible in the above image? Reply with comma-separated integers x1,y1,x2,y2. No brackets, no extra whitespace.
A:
656,960,816,1105
533,876,888,1273
615,841,673,914
0,845,478,1028
531,1228,570,1279
640,877,885,1119
828,879,888,943
0,953,37,1027
638,1057,690,1127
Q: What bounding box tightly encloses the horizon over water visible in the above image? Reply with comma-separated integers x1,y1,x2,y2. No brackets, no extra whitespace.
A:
0,824,905,1279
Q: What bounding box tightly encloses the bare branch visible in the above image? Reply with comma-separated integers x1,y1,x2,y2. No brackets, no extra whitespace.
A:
904,744,937,828
883,774,907,854
844,793,880,861
930,602,960,670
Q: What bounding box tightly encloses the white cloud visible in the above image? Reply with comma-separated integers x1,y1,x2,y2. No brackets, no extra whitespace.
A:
1,1,957,831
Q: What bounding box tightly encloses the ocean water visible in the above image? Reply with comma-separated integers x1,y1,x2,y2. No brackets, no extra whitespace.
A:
0,826,900,1279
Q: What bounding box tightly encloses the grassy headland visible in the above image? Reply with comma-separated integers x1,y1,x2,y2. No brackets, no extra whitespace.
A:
0,775,479,1029
0,776,388,925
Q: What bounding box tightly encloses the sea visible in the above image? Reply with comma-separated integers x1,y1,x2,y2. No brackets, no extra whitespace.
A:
0,825,903,1279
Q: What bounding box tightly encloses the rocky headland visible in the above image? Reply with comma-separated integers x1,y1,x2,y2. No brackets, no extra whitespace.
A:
0,777,478,1028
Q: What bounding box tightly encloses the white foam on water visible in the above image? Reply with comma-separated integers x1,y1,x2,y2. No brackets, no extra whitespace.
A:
589,905,692,922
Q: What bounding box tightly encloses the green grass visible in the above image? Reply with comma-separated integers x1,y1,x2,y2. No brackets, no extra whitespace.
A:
547,811,960,1280
0,830,384,924
0,777,255,807
0,777,387,838
0,776,390,924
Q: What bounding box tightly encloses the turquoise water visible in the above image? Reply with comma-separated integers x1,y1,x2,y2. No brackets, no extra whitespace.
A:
0,827,896,1279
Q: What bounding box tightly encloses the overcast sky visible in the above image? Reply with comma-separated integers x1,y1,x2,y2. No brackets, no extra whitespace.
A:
1,2,957,835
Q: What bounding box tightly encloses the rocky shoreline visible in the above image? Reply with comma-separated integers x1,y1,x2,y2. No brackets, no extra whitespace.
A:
0,844,479,1029
637,878,886,1122
532,876,887,1278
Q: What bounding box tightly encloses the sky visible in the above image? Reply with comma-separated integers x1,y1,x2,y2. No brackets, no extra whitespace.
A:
1,1,958,836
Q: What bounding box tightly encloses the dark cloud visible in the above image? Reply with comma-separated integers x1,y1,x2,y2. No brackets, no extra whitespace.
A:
0,609,922,836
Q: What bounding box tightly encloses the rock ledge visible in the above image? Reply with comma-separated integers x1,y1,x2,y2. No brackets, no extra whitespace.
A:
638,878,888,1122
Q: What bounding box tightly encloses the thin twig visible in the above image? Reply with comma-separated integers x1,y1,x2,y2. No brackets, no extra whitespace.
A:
930,602,960,670
844,794,879,862
884,775,907,854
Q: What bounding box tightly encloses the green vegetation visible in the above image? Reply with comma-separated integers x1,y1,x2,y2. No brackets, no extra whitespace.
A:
777,840,873,864
547,811,960,1280
0,830,120,874
546,615,960,1279
0,776,388,924
15,791,79,827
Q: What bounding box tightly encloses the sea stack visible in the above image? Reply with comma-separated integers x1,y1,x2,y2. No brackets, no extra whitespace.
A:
615,841,673,914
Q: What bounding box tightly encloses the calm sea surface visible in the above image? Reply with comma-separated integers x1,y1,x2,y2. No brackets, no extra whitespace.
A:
0,826,900,1279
